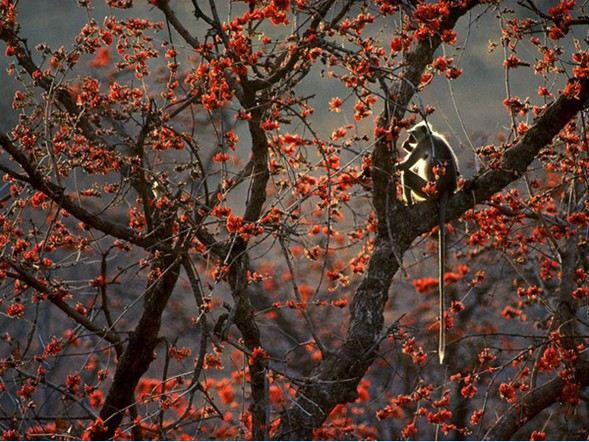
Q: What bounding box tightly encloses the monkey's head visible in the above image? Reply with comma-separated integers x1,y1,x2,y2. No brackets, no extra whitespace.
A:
407,121,434,142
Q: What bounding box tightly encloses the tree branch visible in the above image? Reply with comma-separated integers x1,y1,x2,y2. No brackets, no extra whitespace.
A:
484,360,589,440
401,76,589,242
273,2,589,439
154,0,200,48
91,253,182,439
6,261,122,346
0,132,154,249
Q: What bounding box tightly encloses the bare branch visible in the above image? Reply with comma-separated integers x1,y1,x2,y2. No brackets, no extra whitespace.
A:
92,254,182,439
484,361,589,440
6,261,122,346
0,132,154,249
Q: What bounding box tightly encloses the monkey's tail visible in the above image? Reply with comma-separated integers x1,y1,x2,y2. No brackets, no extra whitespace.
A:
438,191,449,365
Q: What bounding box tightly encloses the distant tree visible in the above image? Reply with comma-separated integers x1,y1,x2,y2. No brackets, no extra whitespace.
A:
1,0,589,440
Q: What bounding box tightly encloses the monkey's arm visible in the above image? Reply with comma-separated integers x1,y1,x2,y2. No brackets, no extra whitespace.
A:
401,133,416,152
403,180,414,206
402,169,429,200
398,145,425,171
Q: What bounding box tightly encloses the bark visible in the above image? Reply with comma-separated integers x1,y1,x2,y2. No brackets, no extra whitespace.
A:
221,98,271,440
483,361,589,440
275,239,398,439
91,254,182,439
6,261,121,346
154,3,344,438
274,2,479,438
275,8,589,442
484,234,584,440
0,133,151,248
4,2,589,440
402,75,589,242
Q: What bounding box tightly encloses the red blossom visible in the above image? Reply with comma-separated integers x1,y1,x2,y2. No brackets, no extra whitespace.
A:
432,56,450,72
530,431,546,441
66,373,81,394
504,96,528,115
16,380,36,399
502,305,522,319
561,380,580,405
445,67,463,79
460,383,477,399
6,302,24,317
427,409,452,424
390,37,403,52
226,214,243,233
90,275,107,287
413,277,438,293
499,382,516,403
503,54,527,69
168,345,191,361
44,336,62,356
248,346,269,366
2,430,20,440
213,152,231,162
331,298,348,308
401,421,417,438
449,300,464,313
470,409,484,425
572,287,589,300
328,96,343,112
0,1,587,440
441,29,457,44
89,48,111,68
538,86,552,97
478,347,496,363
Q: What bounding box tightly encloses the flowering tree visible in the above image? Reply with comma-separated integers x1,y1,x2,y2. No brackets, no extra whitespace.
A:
1,0,589,440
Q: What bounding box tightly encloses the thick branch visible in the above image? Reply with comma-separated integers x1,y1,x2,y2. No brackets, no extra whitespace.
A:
485,222,583,440
0,132,154,249
221,96,271,439
401,76,589,240
552,236,580,350
0,28,161,252
372,0,475,227
91,254,182,439
6,261,121,346
484,360,589,440
154,0,200,48
275,239,398,440
272,2,589,440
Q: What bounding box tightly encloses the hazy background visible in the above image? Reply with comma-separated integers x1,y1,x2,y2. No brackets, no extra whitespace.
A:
1,0,577,176
0,1,583,438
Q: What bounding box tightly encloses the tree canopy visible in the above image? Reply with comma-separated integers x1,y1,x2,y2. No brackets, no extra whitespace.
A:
1,0,589,440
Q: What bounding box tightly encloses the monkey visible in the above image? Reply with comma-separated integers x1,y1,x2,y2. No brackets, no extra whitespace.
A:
400,131,418,206
398,121,458,364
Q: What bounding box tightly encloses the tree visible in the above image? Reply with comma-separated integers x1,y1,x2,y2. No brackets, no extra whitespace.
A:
1,0,589,440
